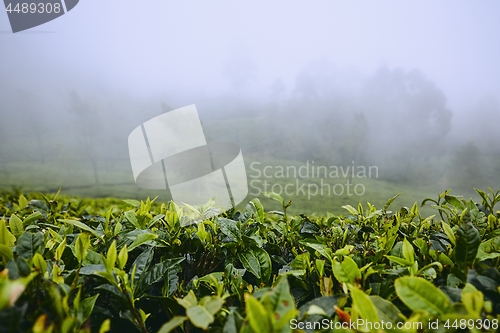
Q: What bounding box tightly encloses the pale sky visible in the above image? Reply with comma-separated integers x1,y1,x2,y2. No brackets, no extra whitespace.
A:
1,1,499,110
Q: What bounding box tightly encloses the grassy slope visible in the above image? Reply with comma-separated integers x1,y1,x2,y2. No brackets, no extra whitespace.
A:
0,155,472,217
0,115,490,216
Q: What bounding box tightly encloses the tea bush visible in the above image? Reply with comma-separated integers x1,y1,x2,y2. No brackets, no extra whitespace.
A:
0,188,499,332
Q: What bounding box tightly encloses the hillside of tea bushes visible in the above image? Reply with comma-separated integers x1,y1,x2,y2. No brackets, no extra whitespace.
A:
0,188,499,333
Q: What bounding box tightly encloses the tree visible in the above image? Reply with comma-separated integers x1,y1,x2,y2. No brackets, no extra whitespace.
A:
460,95,500,153
67,91,102,184
449,142,485,191
12,89,47,164
363,67,452,182
365,67,451,141
275,60,354,163
338,112,368,169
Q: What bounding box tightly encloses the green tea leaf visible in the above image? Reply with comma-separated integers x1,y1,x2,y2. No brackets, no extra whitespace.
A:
124,210,141,229
0,244,14,261
245,295,272,333
187,305,214,329
123,199,141,207
177,290,198,309
332,256,361,284
350,286,380,323
342,205,358,216
441,221,456,246
223,310,243,333
113,222,122,236
250,198,265,223
478,236,500,255
128,232,158,251
16,231,44,259
299,241,333,263
402,238,415,264
58,219,102,239
32,253,47,273
23,211,43,226
461,283,483,316
130,248,153,282
79,264,106,275
55,238,66,261
99,319,111,333
94,285,127,303
217,218,242,242
158,316,186,333
105,240,117,271
260,277,297,330
384,192,402,211
0,219,16,246
444,195,465,210
164,260,183,297
18,194,29,209
385,255,412,266
263,192,284,205
137,257,184,295
370,295,404,323
455,221,480,267
200,296,224,316
238,247,271,283
75,233,91,265
9,214,24,238
0,273,36,310
300,221,320,234
80,294,99,323
117,245,128,270
395,276,451,315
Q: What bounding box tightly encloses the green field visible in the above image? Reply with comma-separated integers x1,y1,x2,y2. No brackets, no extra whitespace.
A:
0,154,473,218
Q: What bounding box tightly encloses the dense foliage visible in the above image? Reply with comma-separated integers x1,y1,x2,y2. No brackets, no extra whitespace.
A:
0,188,499,333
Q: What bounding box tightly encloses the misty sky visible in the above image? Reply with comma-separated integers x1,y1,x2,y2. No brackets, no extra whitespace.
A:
1,1,500,112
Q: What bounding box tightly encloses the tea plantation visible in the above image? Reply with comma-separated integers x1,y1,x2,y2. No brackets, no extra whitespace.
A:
0,188,499,333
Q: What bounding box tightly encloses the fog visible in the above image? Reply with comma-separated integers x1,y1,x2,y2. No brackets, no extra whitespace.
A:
1,1,500,211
